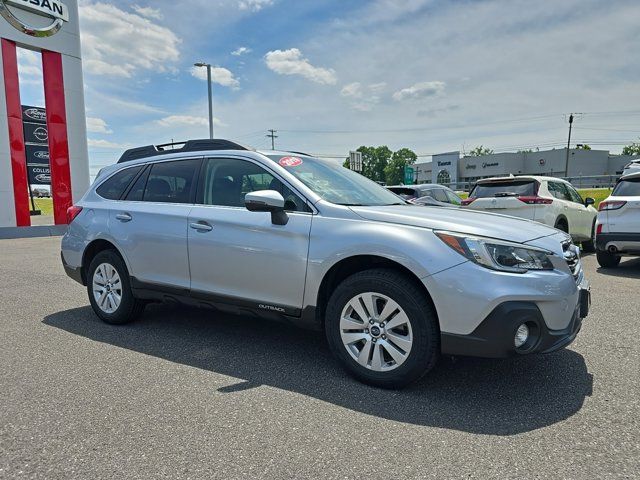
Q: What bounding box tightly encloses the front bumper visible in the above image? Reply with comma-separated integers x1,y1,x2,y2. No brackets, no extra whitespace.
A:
441,297,588,358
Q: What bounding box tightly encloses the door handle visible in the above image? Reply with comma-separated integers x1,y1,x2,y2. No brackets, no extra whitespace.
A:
190,221,213,232
115,213,132,222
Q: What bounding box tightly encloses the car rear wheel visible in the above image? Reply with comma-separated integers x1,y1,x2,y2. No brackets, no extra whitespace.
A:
87,250,145,324
325,269,439,389
596,251,621,268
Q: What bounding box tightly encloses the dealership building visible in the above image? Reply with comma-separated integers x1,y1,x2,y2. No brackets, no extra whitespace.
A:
414,148,640,189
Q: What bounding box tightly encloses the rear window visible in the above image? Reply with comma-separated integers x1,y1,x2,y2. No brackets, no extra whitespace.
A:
470,180,537,198
613,177,640,196
96,166,142,200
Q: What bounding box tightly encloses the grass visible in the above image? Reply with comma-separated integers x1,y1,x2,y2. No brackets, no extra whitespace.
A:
457,188,612,208
32,197,53,215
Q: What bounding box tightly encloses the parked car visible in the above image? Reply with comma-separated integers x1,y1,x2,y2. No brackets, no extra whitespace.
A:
387,184,462,207
32,188,50,198
595,171,640,268
462,175,598,250
61,140,590,388
622,159,640,177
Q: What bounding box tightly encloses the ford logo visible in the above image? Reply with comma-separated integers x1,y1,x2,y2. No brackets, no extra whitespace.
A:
34,150,49,160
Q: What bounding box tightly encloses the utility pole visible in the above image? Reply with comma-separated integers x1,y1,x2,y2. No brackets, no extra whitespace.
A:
564,113,581,177
266,129,278,150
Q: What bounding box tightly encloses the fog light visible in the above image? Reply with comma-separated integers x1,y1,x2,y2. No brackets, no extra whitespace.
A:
514,324,529,348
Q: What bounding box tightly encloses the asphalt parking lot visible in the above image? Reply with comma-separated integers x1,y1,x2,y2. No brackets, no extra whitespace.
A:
1,237,638,479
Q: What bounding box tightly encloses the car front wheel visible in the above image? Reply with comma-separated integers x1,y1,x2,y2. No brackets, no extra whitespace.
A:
87,250,145,324
325,269,439,389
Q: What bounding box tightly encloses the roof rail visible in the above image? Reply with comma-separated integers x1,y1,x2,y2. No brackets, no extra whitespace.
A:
117,139,251,163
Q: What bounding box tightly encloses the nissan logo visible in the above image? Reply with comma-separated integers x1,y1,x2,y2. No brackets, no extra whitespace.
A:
33,127,48,142
0,0,69,37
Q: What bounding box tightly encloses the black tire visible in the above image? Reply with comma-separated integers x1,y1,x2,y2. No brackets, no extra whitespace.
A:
325,269,439,389
87,250,145,325
554,218,568,234
581,220,597,253
596,251,621,268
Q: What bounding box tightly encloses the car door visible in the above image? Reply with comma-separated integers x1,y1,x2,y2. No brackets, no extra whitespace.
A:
187,156,313,314
108,158,201,290
549,181,578,230
565,183,594,238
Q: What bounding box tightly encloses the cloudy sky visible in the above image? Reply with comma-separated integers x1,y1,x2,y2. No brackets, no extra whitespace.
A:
15,0,640,174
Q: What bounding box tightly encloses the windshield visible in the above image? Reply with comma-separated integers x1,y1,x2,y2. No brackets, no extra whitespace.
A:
613,177,640,196
266,154,405,206
470,180,537,198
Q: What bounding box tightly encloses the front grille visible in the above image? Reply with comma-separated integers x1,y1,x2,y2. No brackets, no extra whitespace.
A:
562,240,582,283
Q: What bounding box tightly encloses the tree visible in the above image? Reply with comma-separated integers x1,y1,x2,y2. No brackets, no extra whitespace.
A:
384,148,418,185
576,144,591,150
469,145,494,156
622,142,640,156
344,146,392,182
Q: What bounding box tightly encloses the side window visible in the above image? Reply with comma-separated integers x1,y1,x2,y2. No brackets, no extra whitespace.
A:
143,159,200,204
445,190,461,205
95,166,142,200
566,185,583,204
432,189,449,202
124,166,149,201
201,158,309,212
549,182,571,201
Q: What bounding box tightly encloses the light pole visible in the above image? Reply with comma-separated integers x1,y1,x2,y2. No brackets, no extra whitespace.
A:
194,62,214,139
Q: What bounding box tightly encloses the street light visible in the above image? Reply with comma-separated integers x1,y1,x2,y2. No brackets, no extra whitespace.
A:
194,62,214,139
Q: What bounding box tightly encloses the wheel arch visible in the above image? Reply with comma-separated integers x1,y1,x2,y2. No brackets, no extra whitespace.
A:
81,239,129,285
554,214,569,230
312,254,438,329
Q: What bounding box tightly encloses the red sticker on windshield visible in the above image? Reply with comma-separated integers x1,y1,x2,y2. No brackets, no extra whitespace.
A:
279,156,303,167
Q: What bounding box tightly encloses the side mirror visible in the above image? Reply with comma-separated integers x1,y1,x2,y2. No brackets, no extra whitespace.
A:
584,197,595,206
245,190,288,225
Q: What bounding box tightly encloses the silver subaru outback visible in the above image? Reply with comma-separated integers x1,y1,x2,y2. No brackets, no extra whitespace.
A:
61,139,590,388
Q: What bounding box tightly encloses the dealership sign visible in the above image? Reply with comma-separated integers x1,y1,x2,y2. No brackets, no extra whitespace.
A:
0,0,68,37
22,105,51,185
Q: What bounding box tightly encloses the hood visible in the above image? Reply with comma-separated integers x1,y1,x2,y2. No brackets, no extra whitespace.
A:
349,205,559,243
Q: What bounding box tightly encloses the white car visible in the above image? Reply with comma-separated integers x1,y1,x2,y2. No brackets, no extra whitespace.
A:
462,176,598,250
622,159,640,177
595,171,640,268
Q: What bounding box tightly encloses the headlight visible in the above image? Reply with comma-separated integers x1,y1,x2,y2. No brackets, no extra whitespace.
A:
435,231,554,273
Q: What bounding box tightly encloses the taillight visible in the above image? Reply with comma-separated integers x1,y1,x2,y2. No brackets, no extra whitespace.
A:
461,198,475,206
598,200,626,211
66,205,83,223
596,223,603,235
517,196,553,205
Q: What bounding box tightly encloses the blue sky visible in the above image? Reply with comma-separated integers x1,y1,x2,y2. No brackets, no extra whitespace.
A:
15,0,640,177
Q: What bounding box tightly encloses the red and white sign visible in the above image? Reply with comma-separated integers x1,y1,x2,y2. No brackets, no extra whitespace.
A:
279,156,303,167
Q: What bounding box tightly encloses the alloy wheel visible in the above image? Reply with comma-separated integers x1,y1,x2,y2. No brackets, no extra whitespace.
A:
92,263,122,314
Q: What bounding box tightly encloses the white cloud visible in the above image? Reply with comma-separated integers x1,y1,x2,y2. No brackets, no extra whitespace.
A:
16,48,42,85
132,5,163,20
190,66,240,89
155,115,226,128
79,3,181,78
340,82,385,111
238,0,273,12
231,46,252,56
87,139,129,149
340,82,362,98
86,117,113,134
392,81,446,101
264,48,336,85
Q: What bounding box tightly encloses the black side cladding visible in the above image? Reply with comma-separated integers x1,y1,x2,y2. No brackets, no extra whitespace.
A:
117,139,250,163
